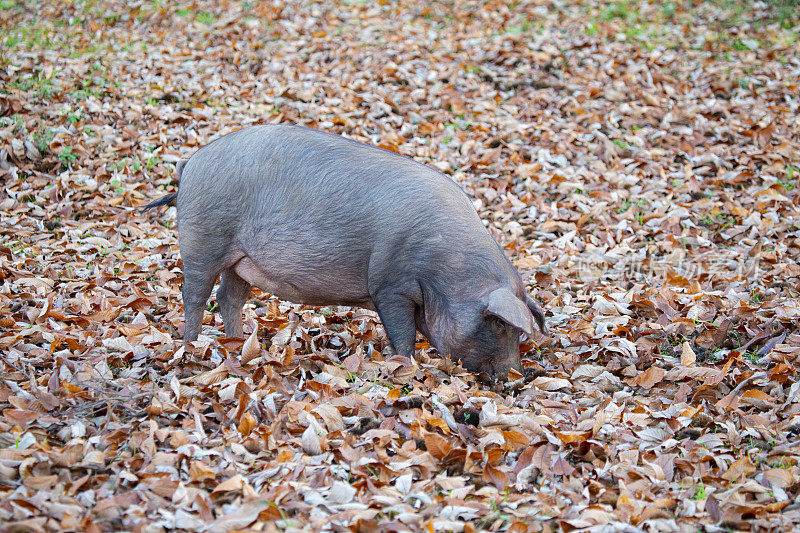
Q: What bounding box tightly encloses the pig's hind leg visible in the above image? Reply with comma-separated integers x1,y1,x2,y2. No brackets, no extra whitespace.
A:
216,268,252,338
181,266,217,343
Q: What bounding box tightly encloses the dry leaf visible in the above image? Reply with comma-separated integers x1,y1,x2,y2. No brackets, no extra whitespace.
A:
680,341,696,367
532,377,571,391
632,366,666,388
206,500,271,533
238,411,257,436
722,456,756,481
241,326,261,364
302,425,323,456
424,433,451,461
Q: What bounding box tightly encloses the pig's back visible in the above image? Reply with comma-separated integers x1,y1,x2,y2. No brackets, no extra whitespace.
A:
179,125,485,235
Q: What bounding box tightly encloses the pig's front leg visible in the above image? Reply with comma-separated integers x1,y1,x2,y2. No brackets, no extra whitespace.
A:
371,290,418,359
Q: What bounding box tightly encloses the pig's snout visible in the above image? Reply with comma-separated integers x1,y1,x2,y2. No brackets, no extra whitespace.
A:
474,346,522,380
452,326,523,380
485,353,522,380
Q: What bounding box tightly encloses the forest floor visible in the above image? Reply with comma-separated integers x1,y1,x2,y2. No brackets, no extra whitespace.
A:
1,0,800,531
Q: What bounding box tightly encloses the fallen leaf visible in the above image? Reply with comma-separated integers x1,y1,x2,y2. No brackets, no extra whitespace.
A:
681,341,696,367
631,366,666,388
241,326,261,364
722,456,756,481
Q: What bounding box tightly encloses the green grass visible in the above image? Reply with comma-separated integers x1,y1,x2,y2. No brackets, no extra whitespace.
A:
69,76,113,100
612,138,630,150
714,0,799,30
109,178,124,194
766,0,800,27
58,147,78,168
1,23,54,50
173,8,214,24
197,11,214,24
145,155,159,171
732,39,757,51
692,483,707,500
617,198,647,213
587,0,796,52
601,2,637,22
66,110,82,124
0,114,23,132
34,128,55,154
743,350,761,363
8,73,57,94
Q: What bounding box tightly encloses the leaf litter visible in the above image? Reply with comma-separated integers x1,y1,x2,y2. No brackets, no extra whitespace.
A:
1,0,799,531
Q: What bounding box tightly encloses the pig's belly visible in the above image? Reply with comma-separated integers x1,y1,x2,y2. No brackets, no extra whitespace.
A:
232,256,375,310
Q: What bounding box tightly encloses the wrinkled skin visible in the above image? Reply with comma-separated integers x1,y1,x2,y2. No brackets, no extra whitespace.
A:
146,125,546,378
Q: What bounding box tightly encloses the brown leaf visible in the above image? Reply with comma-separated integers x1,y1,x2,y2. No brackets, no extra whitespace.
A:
312,404,345,432
238,411,257,436
551,455,576,477
702,358,733,387
343,352,362,373
189,461,217,483
706,494,721,522
423,433,451,461
631,366,666,388
507,522,530,533
206,500,271,533
740,389,776,409
3,409,38,426
722,456,756,481
755,122,775,149
502,429,531,447
554,430,592,445
763,468,796,489
507,367,524,381
192,364,228,386
483,463,509,490
757,332,786,357
513,445,540,476
532,377,571,391
212,475,244,495
681,341,696,367
715,392,739,411
302,425,324,455
241,326,261,364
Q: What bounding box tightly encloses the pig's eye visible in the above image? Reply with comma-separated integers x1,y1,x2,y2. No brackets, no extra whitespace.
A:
485,316,503,333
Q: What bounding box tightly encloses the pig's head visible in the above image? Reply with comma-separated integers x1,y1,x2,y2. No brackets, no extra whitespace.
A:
429,287,547,379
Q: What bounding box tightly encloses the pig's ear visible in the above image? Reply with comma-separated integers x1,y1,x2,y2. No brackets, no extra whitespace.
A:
482,288,535,336
525,295,548,335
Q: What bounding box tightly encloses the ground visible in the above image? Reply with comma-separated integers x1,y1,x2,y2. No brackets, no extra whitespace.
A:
1,0,799,531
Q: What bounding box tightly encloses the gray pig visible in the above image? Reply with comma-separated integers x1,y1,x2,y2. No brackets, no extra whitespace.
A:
144,125,546,378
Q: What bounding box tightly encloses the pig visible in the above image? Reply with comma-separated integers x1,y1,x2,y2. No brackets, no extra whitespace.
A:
144,125,546,378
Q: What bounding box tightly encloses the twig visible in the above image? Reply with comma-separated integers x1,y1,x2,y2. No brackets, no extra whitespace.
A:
143,311,181,338
737,319,778,353
729,371,769,396
61,392,153,416
778,382,800,412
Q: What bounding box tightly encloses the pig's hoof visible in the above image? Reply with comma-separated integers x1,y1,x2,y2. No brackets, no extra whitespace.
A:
475,371,494,384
